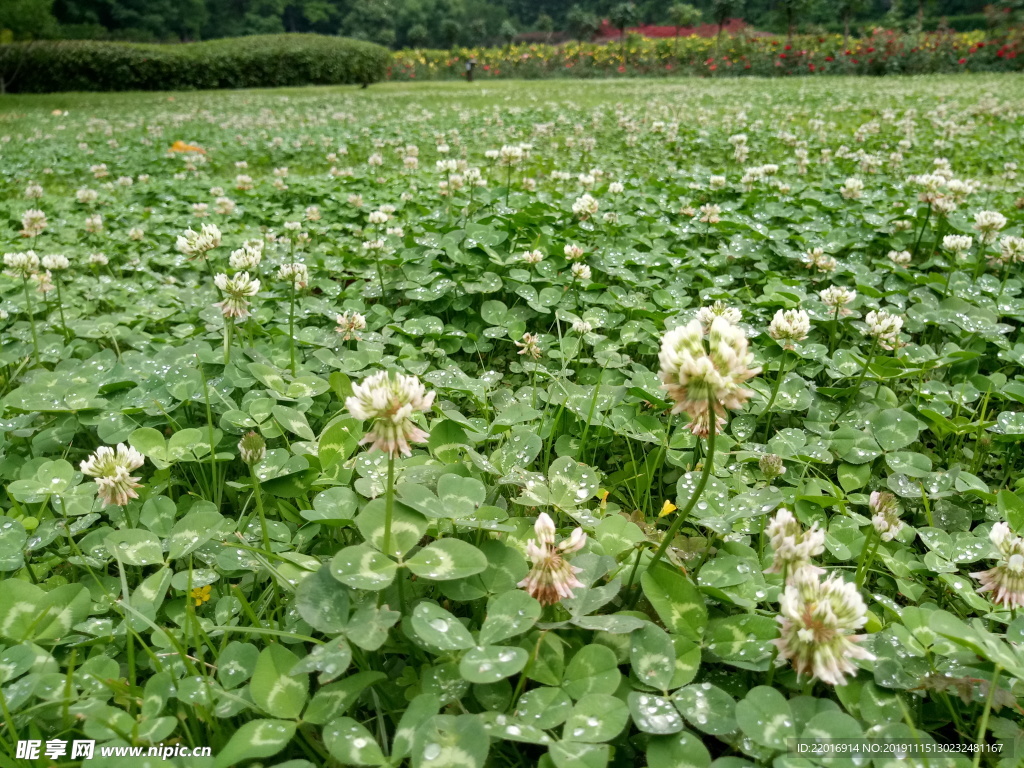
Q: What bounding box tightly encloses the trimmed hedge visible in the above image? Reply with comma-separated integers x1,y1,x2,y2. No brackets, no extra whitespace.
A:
0,34,391,93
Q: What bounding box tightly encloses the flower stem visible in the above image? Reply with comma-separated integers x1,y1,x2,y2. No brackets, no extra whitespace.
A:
288,280,296,377
248,464,282,629
383,453,396,557
54,275,69,343
849,338,878,406
972,665,1001,768
643,395,718,579
762,350,790,442
224,317,234,366
22,278,39,366
855,527,880,590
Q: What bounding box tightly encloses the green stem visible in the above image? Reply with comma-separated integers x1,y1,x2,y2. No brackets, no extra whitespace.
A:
643,395,718,580
23,278,39,366
223,317,234,365
54,275,69,342
972,665,1001,768
855,527,880,590
288,280,297,377
762,350,790,442
848,338,878,406
383,453,396,557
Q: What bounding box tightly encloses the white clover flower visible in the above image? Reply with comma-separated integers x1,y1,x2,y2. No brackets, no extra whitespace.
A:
177,223,222,258
699,203,721,224
522,250,544,264
840,177,864,200
230,240,263,271
277,263,309,290
4,251,40,279
129,227,145,241
515,332,543,359
499,145,523,166
972,522,1024,610
367,153,383,167
773,571,875,686
998,236,1024,265
368,210,389,225
803,247,837,273
572,319,594,334
235,174,254,191
84,214,103,233
76,188,98,204
336,310,367,340
213,272,260,319
80,443,146,507
214,197,236,215
658,317,760,437
305,205,322,221
819,286,857,316
42,254,69,271
608,181,624,194
769,309,811,348
942,234,973,257
564,244,584,261
24,183,44,199
887,250,911,267
348,194,364,208
344,371,435,457
973,210,1007,244
765,508,825,581
696,301,741,329
864,309,904,351
869,491,903,542
20,209,47,238
571,262,591,281
518,512,586,606
238,431,266,465
709,175,727,190
572,194,599,220
436,159,458,174
89,253,108,266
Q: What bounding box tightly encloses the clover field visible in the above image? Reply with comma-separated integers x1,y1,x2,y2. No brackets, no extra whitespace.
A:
2,75,1024,767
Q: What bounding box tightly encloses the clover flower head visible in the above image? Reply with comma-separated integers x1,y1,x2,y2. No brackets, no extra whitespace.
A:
759,453,786,481
869,491,903,542
696,301,741,329
80,443,146,507
277,262,309,290
20,209,47,238
563,244,585,261
345,371,435,457
518,512,587,606
572,194,599,219
336,310,367,340
177,223,222,257
698,203,721,224
840,177,864,200
773,571,875,686
515,332,543,359
973,210,1007,244
765,508,825,581
230,240,263,271
972,522,1024,610
3,251,41,279
658,317,760,437
769,309,811,348
819,286,857,315
213,271,260,319
887,250,912,267
864,309,904,351
522,249,545,264
571,262,592,281
942,234,973,255
238,431,267,465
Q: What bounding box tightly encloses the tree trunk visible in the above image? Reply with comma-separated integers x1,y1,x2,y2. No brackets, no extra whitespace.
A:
843,14,850,45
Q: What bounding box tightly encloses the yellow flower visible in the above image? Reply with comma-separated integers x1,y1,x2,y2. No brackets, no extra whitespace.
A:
659,500,678,518
190,585,212,607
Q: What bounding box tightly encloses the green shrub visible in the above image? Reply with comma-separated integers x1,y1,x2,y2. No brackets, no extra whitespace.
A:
0,34,391,93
